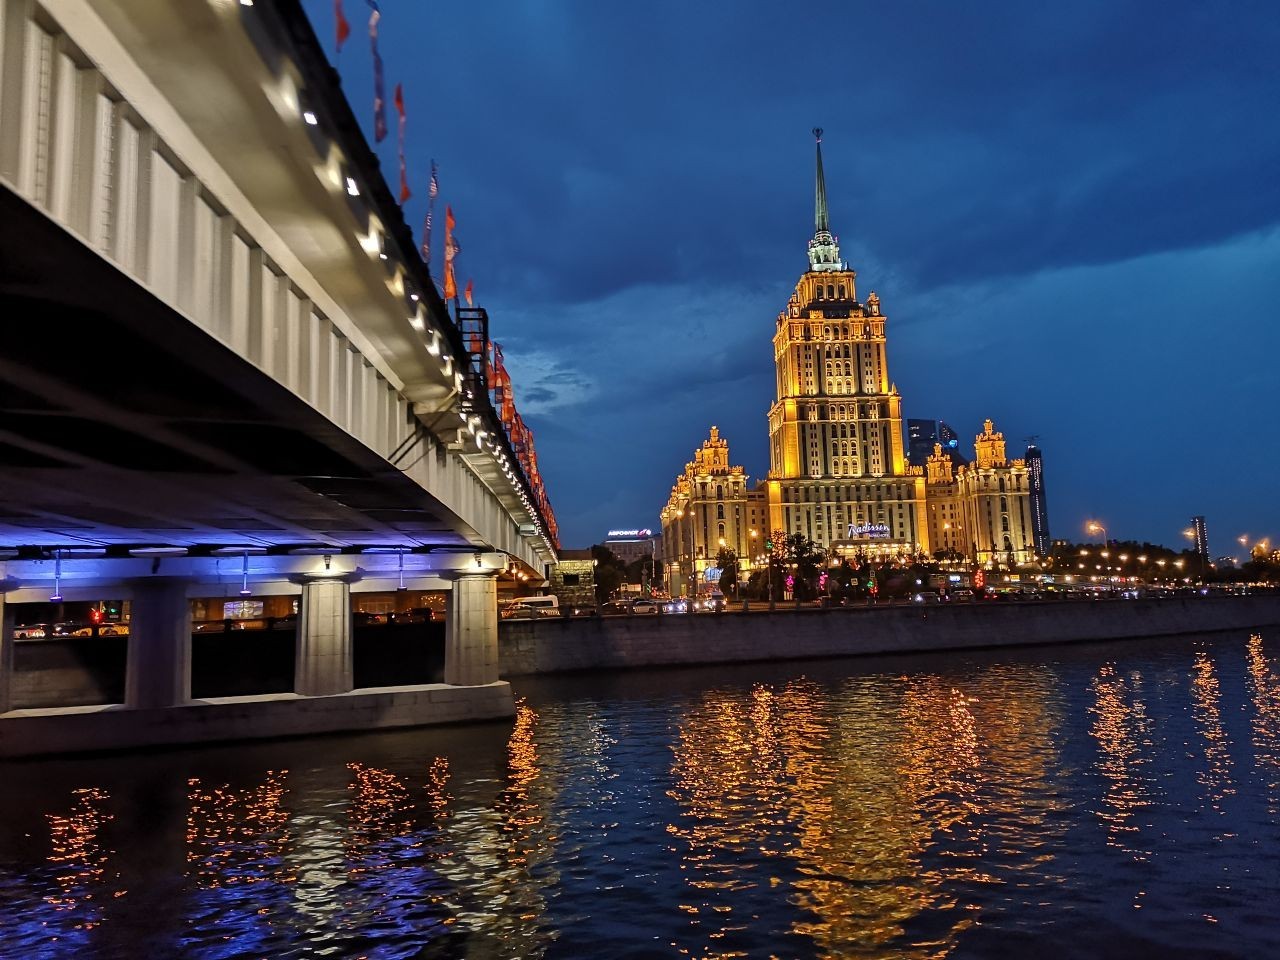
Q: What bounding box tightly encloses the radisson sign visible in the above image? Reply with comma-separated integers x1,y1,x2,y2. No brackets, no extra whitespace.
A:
847,522,890,539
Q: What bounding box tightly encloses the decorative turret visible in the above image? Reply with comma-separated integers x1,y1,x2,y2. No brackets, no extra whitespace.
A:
807,128,842,273
926,442,955,484
974,419,1008,469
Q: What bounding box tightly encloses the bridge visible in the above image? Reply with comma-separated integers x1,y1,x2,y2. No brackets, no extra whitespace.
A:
0,0,558,752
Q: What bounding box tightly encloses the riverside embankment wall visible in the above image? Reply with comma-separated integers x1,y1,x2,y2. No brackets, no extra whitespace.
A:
498,595,1280,676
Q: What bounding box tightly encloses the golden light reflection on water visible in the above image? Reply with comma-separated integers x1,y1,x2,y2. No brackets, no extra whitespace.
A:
666,667,1064,959
1088,664,1156,859
44,787,118,925
1245,633,1280,809
1190,651,1235,810
186,771,293,888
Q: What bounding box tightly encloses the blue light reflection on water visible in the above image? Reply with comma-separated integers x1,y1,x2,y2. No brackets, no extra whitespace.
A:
1,630,1279,957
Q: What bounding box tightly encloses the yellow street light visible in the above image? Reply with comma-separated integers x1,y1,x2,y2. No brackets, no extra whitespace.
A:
1087,521,1108,548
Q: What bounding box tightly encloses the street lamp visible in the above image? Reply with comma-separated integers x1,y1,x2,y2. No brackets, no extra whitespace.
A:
1087,521,1108,550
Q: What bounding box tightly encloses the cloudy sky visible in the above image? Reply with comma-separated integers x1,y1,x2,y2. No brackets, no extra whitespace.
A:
304,0,1280,556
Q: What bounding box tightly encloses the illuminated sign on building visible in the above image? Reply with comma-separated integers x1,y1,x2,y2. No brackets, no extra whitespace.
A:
606,528,653,540
847,522,890,539
704,567,722,582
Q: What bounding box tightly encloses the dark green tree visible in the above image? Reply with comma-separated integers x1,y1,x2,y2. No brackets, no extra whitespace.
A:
715,547,739,597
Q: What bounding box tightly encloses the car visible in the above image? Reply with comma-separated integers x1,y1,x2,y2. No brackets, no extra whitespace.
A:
662,599,689,614
631,598,660,615
13,624,47,639
602,601,632,616
950,588,975,602
911,591,941,604
696,595,726,613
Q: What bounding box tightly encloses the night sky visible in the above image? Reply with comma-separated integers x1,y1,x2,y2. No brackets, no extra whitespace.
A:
303,1,1280,556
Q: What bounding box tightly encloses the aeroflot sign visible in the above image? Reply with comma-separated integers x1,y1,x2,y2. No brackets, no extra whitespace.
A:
847,522,890,539
607,528,653,539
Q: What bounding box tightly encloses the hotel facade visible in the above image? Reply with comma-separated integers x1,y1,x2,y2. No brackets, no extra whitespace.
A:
660,131,1038,595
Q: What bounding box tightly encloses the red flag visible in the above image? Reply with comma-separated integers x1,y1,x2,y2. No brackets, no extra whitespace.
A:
334,0,350,52
464,279,474,307
394,83,410,202
442,206,457,299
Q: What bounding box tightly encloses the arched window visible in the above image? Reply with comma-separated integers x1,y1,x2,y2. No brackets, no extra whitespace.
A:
998,477,1006,492
717,504,724,520
838,284,846,298
718,522,726,539
827,285,835,298
1001,515,1010,532
816,286,824,299
716,484,723,500
1000,496,1008,511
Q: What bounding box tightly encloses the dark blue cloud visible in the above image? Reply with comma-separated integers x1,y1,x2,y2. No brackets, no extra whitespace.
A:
305,0,1280,552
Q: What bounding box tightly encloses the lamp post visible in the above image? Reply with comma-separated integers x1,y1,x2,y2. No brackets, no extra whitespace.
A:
1087,521,1108,551
681,506,697,606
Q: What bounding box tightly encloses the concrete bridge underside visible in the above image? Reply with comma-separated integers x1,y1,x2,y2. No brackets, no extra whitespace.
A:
0,0,558,752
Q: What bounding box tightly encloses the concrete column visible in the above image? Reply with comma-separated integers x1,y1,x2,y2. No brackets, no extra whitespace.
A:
0,595,14,714
295,577,353,697
444,572,499,687
125,579,192,709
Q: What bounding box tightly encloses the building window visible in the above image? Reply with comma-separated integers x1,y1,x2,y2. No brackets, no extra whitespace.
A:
717,504,724,519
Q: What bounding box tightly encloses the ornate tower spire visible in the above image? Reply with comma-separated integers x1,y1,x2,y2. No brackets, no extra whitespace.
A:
814,127,830,233
807,127,841,272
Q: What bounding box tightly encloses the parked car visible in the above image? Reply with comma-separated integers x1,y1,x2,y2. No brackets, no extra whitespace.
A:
501,595,561,619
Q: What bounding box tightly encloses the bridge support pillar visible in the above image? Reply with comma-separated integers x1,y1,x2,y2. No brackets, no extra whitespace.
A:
125,579,192,710
0,596,13,714
443,572,499,686
295,577,353,697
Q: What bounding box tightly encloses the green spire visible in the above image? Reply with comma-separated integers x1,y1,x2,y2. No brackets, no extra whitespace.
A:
807,127,841,272
814,127,829,233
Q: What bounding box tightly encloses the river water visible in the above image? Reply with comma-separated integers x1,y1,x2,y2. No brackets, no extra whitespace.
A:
2,628,1280,959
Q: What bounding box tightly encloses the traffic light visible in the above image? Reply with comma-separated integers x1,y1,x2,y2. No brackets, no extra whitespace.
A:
765,540,773,551
104,600,122,621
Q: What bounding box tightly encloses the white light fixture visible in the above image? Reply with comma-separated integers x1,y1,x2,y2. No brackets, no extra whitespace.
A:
410,292,420,302
240,553,251,596
240,0,253,6
398,550,406,591
346,177,359,197
303,110,318,126
50,549,63,603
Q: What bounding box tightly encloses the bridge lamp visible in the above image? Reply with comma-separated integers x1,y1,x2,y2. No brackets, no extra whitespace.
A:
397,550,406,591
50,549,63,603
240,553,252,596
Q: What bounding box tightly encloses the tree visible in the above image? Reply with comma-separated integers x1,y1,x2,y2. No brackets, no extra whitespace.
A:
590,544,627,603
715,547,739,597
782,533,824,600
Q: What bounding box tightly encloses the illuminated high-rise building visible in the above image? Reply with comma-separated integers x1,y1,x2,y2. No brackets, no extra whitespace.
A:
1191,515,1209,558
1026,444,1050,557
658,131,1046,574
908,418,965,468
765,129,927,557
